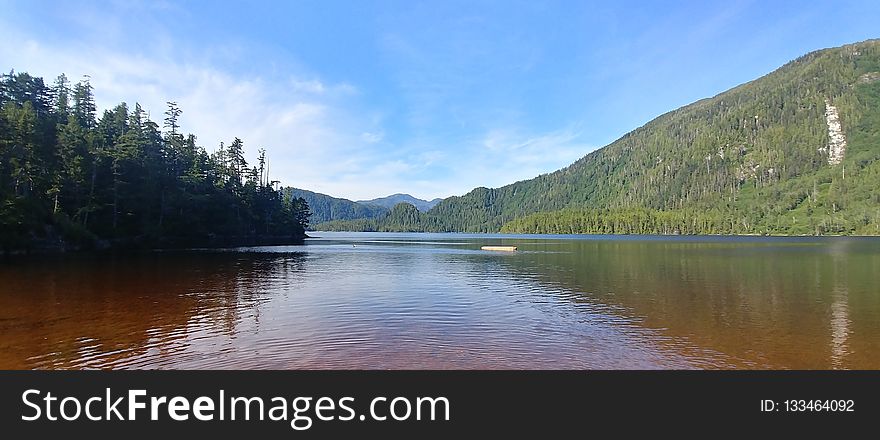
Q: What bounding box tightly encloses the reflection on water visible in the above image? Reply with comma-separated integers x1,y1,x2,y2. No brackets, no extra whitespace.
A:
828,240,852,369
829,287,850,369
0,252,306,369
1,233,879,369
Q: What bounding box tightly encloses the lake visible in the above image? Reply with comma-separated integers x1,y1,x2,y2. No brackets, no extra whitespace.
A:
1,232,879,369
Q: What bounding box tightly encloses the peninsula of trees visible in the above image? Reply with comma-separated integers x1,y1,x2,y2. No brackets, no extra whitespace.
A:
1,71,310,252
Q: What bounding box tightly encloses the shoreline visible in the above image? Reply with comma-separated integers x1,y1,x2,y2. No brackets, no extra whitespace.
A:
308,230,879,238
1,234,309,257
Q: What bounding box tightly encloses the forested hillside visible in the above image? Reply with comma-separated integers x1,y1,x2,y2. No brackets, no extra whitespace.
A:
1,71,311,251
287,187,387,225
333,39,880,235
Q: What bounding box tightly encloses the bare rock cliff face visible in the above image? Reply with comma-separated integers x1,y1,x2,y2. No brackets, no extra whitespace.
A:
822,99,847,166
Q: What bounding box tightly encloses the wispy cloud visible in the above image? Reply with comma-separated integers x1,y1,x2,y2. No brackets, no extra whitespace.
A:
464,126,595,185
481,127,589,164
360,131,384,144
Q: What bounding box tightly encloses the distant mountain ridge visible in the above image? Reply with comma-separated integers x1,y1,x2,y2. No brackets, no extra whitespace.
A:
286,188,388,226
357,193,443,212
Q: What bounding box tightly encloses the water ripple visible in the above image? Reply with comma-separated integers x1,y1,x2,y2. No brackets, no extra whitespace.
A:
5,233,878,369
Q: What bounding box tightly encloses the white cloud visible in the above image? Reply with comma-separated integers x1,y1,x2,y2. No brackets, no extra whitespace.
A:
290,79,327,94
414,150,445,166
360,131,384,143
469,126,595,180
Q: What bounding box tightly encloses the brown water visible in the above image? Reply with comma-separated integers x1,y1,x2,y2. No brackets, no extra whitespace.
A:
1,233,879,369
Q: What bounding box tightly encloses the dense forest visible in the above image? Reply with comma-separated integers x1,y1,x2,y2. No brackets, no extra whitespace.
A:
1,71,311,252
323,40,880,235
319,204,776,235
500,207,779,235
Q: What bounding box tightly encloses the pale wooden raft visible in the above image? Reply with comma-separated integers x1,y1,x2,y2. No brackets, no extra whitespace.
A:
480,245,517,252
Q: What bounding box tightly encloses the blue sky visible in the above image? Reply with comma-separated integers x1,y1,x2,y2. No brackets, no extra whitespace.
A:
1,0,878,200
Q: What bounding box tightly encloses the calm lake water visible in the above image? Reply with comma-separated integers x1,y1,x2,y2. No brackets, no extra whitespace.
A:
2,232,879,369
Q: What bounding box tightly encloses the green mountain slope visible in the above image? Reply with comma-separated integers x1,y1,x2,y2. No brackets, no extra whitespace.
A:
286,187,388,226
425,39,880,235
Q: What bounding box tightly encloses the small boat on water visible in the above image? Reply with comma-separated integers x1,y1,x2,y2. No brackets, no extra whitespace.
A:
481,245,517,252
